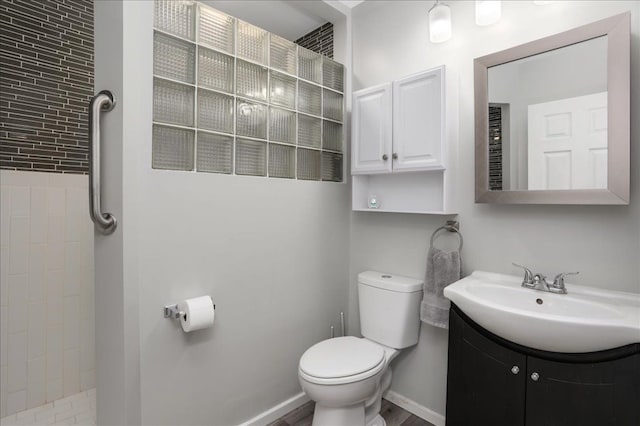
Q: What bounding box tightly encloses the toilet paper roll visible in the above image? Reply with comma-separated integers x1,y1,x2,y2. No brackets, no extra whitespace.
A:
178,296,215,332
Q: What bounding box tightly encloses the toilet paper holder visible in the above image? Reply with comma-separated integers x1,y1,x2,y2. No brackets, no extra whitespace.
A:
164,304,185,320
164,301,216,320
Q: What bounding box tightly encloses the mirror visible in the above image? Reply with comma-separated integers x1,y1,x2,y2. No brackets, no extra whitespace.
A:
475,13,630,204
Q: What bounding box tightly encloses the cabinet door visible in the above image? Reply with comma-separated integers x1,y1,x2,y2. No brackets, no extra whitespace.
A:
393,67,444,172
446,308,526,426
526,354,640,426
351,83,392,174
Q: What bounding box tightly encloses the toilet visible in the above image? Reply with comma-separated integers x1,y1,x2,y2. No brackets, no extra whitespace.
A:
298,271,423,426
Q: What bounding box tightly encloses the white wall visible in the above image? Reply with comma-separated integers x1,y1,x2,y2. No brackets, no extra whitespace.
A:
350,0,640,417
0,171,94,418
94,2,351,425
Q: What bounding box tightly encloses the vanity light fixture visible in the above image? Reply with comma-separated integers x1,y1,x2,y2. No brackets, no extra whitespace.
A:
428,0,452,43
475,1,502,26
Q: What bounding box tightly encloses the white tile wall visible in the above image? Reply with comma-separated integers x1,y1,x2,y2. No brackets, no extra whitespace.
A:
0,171,95,418
0,388,96,426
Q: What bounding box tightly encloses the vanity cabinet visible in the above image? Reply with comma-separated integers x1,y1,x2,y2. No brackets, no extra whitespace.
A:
446,305,640,426
351,66,458,214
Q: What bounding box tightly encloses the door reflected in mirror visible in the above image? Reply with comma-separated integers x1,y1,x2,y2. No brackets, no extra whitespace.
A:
487,36,607,191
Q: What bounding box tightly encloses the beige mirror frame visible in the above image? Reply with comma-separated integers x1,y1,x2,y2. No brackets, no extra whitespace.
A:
475,12,630,205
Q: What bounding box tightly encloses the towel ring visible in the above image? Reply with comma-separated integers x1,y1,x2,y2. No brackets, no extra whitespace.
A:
430,220,463,251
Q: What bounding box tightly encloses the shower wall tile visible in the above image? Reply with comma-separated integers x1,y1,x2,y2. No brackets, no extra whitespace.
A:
29,188,47,245
6,391,26,417
9,219,28,274
7,332,27,392
0,170,94,417
294,22,334,59
0,0,94,174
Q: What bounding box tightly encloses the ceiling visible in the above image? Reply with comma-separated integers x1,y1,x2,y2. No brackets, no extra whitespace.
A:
203,1,329,41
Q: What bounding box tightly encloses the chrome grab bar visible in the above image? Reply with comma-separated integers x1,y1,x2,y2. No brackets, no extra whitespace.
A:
89,90,117,234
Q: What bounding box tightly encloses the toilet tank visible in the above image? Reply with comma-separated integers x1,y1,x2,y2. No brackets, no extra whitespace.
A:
358,271,423,349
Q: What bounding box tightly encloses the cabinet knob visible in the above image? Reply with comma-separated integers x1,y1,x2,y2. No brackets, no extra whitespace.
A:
531,372,540,382
382,154,389,161
511,366,520,375
392,152,398,160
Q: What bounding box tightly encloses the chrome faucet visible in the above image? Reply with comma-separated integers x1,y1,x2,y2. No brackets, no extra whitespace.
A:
512,263,578,294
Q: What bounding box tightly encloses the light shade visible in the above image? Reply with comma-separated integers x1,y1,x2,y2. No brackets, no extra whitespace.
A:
429,1,452,43
475,1,502,26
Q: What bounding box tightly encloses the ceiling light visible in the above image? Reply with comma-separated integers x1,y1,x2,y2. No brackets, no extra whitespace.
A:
429,1,452,43
475,1,502,26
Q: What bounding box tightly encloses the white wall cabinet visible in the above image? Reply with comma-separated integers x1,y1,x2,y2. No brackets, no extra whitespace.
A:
351,83,393,174
351,66,458,214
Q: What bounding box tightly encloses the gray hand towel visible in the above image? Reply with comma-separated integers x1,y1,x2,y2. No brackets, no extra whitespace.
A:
420,246,461,329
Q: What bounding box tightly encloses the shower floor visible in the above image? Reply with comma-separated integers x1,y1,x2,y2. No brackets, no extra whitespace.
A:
0,389,95,426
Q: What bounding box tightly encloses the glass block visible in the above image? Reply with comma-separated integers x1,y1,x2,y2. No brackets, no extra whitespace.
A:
323,89,343,122
154,0,195,41
270,34,296,75
270,71,296,110
153,31,195,84
268,144,295,179
298,46,322,83
198,5,234,54
321,152,343,182
269,107,296,144
298,114,321,148
236,99,267,140
152,124,194,170
297,148,320,181
237,20,268,65
153,78,194,126
236,138,266,176
298,81,321,116
322,57,344,92
196,132,233,174
198,47,234,93
198,89,234,133
236,59,268,101
322,120,342,152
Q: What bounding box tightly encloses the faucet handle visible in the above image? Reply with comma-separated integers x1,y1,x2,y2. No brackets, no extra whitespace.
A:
512,263,534,285
552,271,579,288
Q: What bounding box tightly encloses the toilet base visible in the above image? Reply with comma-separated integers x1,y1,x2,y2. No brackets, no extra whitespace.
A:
366,414,386,426
312,403,365,426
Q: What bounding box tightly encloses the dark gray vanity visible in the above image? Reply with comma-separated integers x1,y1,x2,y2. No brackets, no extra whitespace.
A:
445,304,640,426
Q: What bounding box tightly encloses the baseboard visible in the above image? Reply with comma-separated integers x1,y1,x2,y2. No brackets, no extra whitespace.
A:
383,390,446,426
238,392,310,426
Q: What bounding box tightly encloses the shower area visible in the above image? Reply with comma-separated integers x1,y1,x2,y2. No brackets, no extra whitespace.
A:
1,0,96,424
1,0,348,425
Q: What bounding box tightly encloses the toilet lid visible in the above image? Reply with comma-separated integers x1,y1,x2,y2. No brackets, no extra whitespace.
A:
299,336,385,381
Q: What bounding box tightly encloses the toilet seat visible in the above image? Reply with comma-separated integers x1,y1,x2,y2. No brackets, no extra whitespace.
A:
299,337,386,385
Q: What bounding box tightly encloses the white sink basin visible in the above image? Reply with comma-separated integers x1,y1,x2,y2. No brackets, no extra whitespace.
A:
444,271,640,353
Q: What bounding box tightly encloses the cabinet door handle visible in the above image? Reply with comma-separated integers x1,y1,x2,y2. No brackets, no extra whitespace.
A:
531,372,540,381
382,154,389,161
392,152,398,160
511,366,520,375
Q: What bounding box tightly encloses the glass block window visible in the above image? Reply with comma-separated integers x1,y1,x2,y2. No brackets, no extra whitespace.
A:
152,0,344,182
236,138,267,176
269,144,296,179
197,132,233,174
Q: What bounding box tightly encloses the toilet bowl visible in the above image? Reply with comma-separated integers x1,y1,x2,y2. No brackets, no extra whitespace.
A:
298,271,423,426
298,336,399,426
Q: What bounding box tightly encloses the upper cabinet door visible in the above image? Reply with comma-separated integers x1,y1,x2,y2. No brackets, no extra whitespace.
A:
352,83,393,174
393,67,444,172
